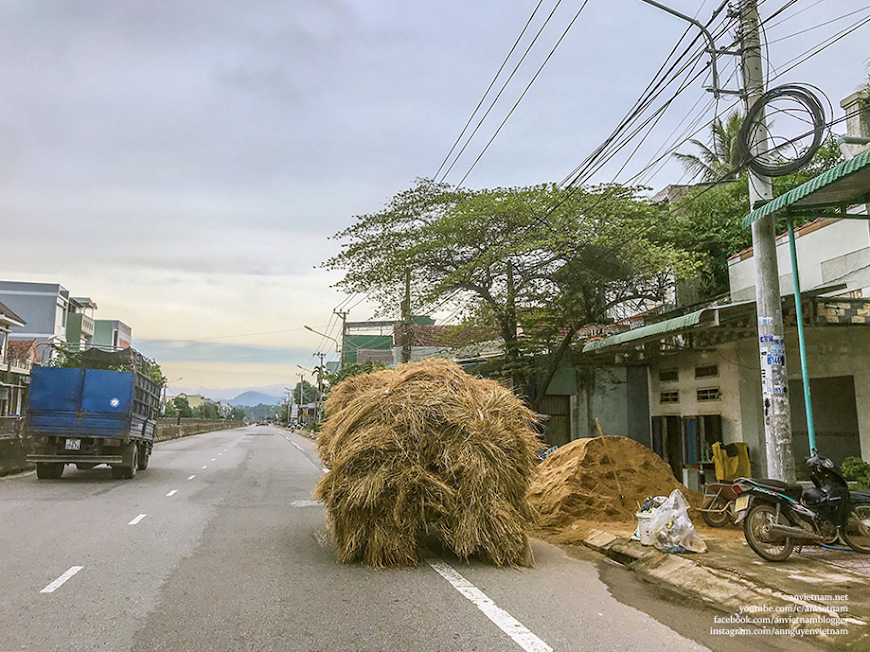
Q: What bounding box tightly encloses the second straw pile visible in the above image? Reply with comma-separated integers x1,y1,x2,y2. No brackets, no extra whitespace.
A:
313,359,542,569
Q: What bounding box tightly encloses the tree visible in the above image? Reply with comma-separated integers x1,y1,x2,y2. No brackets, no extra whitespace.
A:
172,396,193,418
673,110,744,181
293,380,318,405
658,137,845,299
324,180,697,409
163,400,179,418
230,406,246,421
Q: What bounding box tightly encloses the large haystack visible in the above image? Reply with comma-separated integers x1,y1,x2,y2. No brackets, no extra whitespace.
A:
529,436,703,527
313,359,542,569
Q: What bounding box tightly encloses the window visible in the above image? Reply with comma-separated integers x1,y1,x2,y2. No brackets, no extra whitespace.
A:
695,364,718,379
658,368,679,382
697,387,720,402
660,391,679,404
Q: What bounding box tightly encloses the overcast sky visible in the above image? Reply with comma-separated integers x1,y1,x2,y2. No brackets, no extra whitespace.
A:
1,0,867,398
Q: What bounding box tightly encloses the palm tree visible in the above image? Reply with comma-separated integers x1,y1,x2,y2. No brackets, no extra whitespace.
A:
673,110,744,182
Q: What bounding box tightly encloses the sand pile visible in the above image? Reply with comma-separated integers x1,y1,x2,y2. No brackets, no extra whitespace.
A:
529,436,702,527
313,358,542,569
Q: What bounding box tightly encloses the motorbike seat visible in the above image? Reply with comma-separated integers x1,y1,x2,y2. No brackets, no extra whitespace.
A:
748,478,804,497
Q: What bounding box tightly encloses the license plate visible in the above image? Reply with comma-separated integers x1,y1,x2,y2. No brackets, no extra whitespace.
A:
64,438,81,450
735,495,750,511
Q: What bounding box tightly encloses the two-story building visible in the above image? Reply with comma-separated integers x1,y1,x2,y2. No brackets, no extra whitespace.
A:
0,281,71,364
0,301,31,417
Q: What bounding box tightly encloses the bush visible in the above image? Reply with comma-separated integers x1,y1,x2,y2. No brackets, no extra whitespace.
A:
840,456,870,487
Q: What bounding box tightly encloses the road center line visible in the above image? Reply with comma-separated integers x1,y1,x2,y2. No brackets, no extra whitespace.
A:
187,475,196,480
128,514,147,525
40,566,84,593
425,559,552,652
166,490,178,497
211,458,216,461
201,465,207,469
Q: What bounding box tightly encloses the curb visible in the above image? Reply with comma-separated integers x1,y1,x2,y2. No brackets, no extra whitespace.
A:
581,528,868,650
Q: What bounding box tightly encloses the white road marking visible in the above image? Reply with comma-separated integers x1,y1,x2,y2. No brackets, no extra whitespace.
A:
201,465,207,469
166,490,178,497
290,500,321,507
40,566,84,593
211,458,216,461
426,559,552,652
128,514,147,526
291,442,304,452
187,475,196,480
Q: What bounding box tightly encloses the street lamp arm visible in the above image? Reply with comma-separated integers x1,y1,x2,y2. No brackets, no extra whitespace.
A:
304,325,340,353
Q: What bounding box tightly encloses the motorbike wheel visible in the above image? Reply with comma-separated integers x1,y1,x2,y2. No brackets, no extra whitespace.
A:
842,505,870,553
743,503,794,561
702,497,732,528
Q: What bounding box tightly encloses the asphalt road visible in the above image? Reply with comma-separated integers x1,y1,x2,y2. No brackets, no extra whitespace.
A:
0,425,828,651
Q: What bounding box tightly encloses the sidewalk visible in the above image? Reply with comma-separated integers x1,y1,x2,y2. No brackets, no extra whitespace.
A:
577,524,870,650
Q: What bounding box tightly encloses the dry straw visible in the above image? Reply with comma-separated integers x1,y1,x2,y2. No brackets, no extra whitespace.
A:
314,358,542,569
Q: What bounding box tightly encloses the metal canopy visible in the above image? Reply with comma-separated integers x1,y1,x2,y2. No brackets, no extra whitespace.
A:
581,307,714,354
742,147,870,228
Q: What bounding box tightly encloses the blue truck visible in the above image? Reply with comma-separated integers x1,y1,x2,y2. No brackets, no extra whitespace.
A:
26,349,162,480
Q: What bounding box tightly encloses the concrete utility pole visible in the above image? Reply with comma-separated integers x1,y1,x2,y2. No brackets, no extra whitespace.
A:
314,351,325,422
401,269,412,364
740,0,795,481
333,310,348,368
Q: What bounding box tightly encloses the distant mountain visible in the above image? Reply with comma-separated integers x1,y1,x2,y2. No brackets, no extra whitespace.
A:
229,391,283,407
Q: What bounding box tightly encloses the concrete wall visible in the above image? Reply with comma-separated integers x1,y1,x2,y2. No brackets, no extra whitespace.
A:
573,366,649,443
154,418,239,441
729,219,870,302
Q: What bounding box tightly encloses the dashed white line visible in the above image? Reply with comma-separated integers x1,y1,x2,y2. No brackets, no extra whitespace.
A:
426,559,552,652
128,514,147,526
211,458,216,461
187,475,196,480
291,442,304,452
201,465,207,469
40,566,84,593
166,490,178,497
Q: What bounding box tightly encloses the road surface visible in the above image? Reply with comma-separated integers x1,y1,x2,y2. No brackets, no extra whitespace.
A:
0,425,827,651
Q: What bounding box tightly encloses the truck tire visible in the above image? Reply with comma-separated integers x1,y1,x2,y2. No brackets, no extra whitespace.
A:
137,443,150,470
36,463,64,479
112,444,138,479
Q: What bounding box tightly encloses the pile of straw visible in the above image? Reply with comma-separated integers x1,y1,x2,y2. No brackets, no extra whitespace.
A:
314,359,542,569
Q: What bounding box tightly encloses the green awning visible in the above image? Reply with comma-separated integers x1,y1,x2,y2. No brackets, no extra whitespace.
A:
581,307,715,354
743,148,870,228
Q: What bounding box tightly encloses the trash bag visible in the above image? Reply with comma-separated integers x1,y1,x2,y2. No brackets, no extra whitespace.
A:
647,489,707,553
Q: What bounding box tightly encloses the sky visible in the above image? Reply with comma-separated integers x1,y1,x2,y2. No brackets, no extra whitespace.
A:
1,0,868,399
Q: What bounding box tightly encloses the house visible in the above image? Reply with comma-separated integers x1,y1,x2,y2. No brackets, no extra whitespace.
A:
0,281,71,363
93,319,132,351
66,297,98,349
0,301,30,417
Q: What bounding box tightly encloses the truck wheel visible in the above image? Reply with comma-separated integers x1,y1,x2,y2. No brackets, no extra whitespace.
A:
36,463,64,479
112,444,138,479
137,444,150,470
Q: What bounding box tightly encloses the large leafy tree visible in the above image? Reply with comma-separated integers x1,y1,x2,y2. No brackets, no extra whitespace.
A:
324,180,697,409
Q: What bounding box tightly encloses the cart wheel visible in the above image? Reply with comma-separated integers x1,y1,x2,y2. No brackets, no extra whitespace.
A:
702,497,732,528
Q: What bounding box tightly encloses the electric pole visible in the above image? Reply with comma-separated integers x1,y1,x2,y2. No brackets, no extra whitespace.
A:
333,309,348,368
314,351,325,422
740,0,795,481
401,268,412,364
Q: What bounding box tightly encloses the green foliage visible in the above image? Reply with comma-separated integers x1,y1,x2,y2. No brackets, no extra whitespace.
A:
172,396,193,418
230,406,247,421
658,137,845,300
292,379,319,405
162,400,179,418
50,345,167,387
673,109,744,181
193,402,220,420
841,456,870,487
324,179,698,406
325,361,390,387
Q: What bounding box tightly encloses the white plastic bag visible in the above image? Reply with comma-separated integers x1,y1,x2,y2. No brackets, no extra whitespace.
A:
647,489,706,553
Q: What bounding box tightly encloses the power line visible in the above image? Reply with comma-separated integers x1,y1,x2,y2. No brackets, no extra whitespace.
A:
455,0,594,187
438,0,569,182
433,0,547,179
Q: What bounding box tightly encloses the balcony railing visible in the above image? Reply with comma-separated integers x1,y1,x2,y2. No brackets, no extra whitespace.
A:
81,314,95,337
0,354,33,374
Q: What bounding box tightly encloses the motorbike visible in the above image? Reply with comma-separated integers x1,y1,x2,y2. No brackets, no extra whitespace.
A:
731,451,870,561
